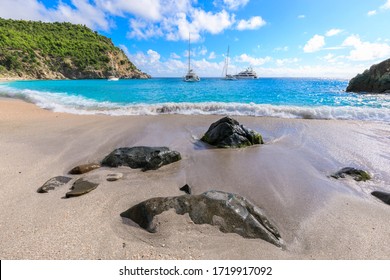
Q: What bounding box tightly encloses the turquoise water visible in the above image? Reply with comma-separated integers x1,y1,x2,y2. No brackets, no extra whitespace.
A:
1,78,390,121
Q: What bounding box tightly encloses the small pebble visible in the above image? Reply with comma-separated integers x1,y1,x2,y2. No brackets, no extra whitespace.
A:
107,173,123,182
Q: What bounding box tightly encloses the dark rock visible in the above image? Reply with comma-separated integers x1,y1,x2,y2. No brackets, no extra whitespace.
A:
371,191,390,205
69,163,101,174
179,184,192,194
120,190,283,248
101,146,181,171
201,116,264,148
65,178,98,198
330,167,371,181
346,58,390,93
37,176,72,193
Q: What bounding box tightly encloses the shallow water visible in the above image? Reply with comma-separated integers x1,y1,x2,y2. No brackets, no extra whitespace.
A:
1,78,390,121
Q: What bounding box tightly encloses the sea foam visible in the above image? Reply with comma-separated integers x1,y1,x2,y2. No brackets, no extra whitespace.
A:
1,84,389,122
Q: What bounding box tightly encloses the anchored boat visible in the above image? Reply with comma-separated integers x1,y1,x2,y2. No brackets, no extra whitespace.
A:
234,67,258,79
183,34,200,82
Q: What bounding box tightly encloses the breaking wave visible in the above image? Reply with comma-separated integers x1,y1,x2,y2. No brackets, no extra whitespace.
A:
1,84,390,122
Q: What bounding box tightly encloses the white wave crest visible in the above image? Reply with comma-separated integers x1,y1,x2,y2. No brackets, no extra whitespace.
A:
1,84,389,122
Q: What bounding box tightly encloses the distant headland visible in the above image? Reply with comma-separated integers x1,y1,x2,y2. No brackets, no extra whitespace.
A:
0,18,150,80
346,58,390,93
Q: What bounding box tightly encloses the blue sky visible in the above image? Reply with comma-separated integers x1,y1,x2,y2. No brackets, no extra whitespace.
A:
1,0,390,78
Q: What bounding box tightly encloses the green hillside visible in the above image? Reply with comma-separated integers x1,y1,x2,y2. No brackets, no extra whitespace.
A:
0,18,149,79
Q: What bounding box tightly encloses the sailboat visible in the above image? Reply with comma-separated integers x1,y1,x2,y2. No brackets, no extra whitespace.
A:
108,57,119,81
183,34,200,82
222,46,236,80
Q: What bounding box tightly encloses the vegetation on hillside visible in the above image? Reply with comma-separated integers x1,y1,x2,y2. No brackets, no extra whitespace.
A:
0,18,147,79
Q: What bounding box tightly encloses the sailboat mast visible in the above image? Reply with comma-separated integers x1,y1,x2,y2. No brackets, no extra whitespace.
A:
226,45,230,76
188,33,191,72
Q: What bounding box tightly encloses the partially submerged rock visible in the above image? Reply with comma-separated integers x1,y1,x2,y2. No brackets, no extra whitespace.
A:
346,58,390,93
65,178,98,198
120,190,283,248
371,191,390,205
101,146,181,171
330,167,371,182
37,176,72,193
201,116,263,148
68,163,100,174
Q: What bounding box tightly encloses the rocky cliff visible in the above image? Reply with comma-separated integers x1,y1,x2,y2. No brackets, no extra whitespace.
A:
0,18,150,80
346,58,390,93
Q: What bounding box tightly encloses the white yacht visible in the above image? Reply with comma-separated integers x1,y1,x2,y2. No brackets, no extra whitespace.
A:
234,67,258,79
108,76,119,81
108,58,119,81
183,34,200,82
222,46,236,80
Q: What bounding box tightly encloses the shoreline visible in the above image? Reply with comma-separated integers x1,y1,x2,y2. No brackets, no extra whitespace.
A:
1,98,390,259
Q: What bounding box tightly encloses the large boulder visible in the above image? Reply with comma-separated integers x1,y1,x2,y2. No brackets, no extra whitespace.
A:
346,58,390,93
101,146,181,171
120,190,283,248
201,116,264,148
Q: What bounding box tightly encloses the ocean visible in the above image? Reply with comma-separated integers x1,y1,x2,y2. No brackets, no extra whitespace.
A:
1,78,390,121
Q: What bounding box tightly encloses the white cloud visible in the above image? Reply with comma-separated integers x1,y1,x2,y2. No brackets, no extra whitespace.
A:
130,8,235,42
170,53,181,59
128,18,164,40
325,29,343,37
236,54,272,66
53,0,110,30
367,0,390,16
198,46,208,56
297,15,305,19
0,0,235,42
0,0,110,30
381,0,390,10
255,64,365,79
208,51,217,59
342,34,390,61
303,35,325,53
191,9,234,35
95,0,162,20
121,44,367,78
222,0,250,10
274,46,289,52
0,0,47,21
323,53,335,61
127,48,227,77
236,16,266,30
147,49,161,63
276,58,299,66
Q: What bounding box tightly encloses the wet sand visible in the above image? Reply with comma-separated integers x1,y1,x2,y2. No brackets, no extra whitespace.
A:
0,98,390,259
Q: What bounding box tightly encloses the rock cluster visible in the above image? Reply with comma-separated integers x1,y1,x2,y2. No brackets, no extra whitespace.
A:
120,190,284,248
346,58,390,93
201,116,264,148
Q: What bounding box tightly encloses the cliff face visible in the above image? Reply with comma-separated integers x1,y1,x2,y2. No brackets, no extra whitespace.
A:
346,58,390,93
0,18,150,80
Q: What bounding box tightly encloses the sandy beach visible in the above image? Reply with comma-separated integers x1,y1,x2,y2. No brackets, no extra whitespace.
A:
0,97,390,260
